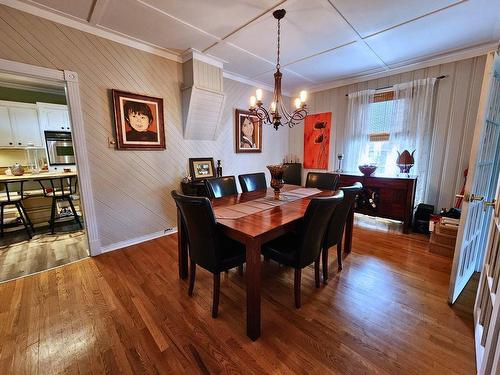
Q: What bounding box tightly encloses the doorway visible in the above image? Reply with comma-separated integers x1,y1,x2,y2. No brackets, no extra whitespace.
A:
0,71,90,282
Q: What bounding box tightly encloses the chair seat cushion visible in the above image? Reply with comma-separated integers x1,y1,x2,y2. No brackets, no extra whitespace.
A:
0,193,22,203
216,236,246,272
262,233,301,267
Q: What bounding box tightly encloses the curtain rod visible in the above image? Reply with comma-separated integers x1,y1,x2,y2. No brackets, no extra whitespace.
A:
345,75,448,97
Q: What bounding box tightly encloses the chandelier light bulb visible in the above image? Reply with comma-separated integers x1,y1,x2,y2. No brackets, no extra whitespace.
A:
300,90,307,103
270,101,276,113
250,95,257,108
294,98,301,109
256,89,263,101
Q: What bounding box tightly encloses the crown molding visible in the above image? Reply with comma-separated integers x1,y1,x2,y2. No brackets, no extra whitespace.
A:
306,41,498,94
0,0,182,62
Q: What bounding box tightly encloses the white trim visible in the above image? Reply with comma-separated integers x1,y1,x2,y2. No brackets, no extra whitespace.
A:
181,48,225,69
307,42,497,94
0,0,181,63
99,228,177,254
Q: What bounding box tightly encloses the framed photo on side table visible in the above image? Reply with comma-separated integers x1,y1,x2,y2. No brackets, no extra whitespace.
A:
235,109,262,153
189,157,216,181
112,89,165,150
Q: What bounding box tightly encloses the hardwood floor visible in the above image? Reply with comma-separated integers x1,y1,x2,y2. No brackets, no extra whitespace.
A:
0,228,89,283
0,217,477,374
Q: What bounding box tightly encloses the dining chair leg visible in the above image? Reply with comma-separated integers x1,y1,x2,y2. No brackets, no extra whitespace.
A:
188,260,196,296
294,268,301,309
15,203,32,239
337,243,343,271
322,247,329,284
49,197,57,234
238,265,243,276
212,272,220,318
314,257,320,288
67,197,83,229
19,202,34,233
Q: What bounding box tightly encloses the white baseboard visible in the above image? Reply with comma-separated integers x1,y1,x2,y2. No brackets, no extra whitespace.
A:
98,227,178,254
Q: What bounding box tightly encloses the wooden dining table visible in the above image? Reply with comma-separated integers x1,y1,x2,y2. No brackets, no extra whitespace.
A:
176,184,354,341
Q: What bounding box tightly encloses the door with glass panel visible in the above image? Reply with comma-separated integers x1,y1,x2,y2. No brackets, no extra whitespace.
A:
448,51,500,304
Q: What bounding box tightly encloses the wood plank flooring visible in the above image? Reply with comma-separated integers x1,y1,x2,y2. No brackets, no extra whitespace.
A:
0,229,89,283
0,216,477,374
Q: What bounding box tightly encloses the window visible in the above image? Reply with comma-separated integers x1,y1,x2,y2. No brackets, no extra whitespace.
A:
360,91,405,175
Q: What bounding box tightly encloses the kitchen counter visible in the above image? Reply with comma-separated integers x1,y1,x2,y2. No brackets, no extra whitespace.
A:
0,171,77,183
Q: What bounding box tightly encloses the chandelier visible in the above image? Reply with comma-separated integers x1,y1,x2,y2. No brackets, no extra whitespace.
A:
248,9,308,130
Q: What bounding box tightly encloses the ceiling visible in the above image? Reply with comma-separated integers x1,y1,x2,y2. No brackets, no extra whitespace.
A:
13,0,500,92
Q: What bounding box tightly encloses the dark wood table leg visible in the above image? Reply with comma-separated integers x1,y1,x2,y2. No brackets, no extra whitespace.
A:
344,205,354,254
246,239,262,341
177,207,188,279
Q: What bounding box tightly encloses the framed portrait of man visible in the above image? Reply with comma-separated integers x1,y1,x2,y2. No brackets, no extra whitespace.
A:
235,109,262,153
112,90,165,150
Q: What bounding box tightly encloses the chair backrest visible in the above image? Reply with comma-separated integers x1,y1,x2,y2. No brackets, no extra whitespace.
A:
305,172,339,190
204,176,238,199
238,172,267,193
0,181,25,203
171,190,221,271
298,191,344,268
38,176,77,197
325,182,363,248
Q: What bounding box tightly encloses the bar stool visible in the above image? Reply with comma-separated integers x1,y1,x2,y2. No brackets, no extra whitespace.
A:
38,176,82,234
0,180,34,239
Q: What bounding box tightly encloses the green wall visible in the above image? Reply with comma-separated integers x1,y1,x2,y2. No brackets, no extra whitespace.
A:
0,86,66,104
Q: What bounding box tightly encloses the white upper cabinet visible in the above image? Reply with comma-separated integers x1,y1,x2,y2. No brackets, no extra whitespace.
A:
37,103,70,132
9,105,42,147
0,106,14,147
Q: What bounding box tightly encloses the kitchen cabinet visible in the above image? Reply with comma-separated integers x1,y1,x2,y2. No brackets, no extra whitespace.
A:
0,106,14,147
9,106,42,147
0,102,42,147
37,103,70,132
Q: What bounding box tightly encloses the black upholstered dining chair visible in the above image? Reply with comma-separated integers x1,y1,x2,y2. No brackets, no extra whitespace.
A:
322,182,363,283
171,190,246,318
0,181,34,238
238,172,267,193
204,176,238,199
305,172,339,191
262,191,344,308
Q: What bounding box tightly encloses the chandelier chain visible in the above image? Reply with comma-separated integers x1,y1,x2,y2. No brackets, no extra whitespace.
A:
276,18,281,70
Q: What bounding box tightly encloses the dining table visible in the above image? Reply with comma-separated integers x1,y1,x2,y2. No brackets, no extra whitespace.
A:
176,184,354,341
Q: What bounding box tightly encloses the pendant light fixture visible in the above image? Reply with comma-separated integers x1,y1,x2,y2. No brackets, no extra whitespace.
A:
248,9,308,130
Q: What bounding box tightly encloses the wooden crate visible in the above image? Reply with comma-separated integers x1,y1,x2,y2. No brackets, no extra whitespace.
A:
429,223,458,258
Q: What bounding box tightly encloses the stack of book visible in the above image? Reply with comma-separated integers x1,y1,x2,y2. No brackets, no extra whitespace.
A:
429,217,460,257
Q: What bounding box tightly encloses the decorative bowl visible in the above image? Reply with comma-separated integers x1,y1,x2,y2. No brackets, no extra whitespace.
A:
358,164,377,177
11,163,25,176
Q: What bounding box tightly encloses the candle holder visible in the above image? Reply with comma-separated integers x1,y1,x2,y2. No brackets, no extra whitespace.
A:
267,164,286,200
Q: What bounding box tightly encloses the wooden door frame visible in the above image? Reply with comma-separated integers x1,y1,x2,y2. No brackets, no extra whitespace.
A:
0,57,100,255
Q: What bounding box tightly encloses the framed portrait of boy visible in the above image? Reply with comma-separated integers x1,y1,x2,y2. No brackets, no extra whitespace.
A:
235,109,262,153
112,89,165,150
189,157,216,181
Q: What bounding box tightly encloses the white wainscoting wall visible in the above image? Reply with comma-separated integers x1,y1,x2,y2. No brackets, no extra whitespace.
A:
289,55,487,211
0,4,288,253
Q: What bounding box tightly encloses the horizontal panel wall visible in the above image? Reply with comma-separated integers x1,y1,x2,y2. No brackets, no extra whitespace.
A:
0,4,288,250
289,55,487,211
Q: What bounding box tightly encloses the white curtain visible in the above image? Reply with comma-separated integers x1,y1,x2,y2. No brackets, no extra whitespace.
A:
344,89,375,172
388,77,437,205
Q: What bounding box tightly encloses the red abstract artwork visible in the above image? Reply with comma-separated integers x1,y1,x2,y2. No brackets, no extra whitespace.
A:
303,112,331,169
